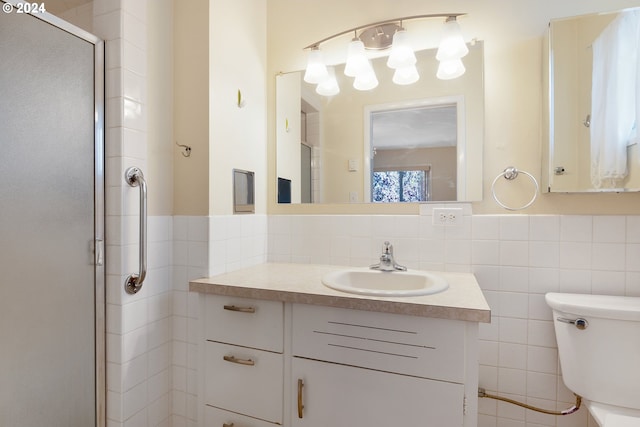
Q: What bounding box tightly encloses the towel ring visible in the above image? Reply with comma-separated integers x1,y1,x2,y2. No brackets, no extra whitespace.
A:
491,167,539,211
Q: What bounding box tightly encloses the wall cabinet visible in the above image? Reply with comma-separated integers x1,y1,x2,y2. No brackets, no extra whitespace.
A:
200,294,479,427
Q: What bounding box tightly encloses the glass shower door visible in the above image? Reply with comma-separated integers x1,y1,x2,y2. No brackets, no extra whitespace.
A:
0,5,104,426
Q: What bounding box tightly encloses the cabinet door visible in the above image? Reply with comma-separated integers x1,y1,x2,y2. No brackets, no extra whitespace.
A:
291,357,464,427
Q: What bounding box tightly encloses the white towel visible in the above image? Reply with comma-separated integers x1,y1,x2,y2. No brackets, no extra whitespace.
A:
590,10,640,188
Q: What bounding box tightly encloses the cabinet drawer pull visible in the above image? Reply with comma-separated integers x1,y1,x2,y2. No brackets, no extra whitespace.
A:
297,378,305,418
223,355,255,366
223,423,234,427
223,304,256,313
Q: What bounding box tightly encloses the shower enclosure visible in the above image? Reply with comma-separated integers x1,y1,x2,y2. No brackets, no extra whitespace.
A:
0,4,105,426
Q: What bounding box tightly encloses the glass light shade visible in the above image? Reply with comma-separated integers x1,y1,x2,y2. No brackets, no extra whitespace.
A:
437,58,466,80
303,48,329,84
353,67,379,91
436,18,469,61
387,30,416,69
392,64,420,85
344,39,371,77
316,67,340,96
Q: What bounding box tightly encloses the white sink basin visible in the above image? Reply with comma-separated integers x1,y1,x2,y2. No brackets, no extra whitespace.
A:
321,268,449,297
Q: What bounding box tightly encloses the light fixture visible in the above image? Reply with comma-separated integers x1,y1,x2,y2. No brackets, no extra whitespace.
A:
303,46,329,84
302,13,469,93
392,64,420,85
353,66,379,91
436,58,466,80
387,28,416,69
436,16,469,61
316,66,340,96
344,39,372,77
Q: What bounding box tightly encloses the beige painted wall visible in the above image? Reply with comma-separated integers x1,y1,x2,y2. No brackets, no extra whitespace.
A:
147,0,174,216
172,0,267,216
209,0,267,215
267,0,640,215
173,0,209,215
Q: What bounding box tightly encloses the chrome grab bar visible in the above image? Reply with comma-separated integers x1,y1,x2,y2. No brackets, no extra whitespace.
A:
124,167,147,295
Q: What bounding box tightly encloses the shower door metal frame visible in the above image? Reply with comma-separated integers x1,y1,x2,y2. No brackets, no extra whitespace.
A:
15,6,107,426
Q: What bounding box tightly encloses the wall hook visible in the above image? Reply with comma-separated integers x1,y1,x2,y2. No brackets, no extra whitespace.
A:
175,141,191,157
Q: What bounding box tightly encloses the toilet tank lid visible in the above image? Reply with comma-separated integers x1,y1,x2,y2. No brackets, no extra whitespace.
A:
545,293,640,321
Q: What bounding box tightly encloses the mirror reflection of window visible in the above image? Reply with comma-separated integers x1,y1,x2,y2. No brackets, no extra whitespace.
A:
372,169,430,202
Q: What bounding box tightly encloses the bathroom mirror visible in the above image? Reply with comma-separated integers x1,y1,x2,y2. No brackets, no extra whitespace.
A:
276,42,484,204
545,8,640,193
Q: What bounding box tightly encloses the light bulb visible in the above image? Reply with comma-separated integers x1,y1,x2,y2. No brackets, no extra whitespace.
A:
437,58,466,80
316,67,340,96
436,17,469,61
387,30,416,69
303,48,329,84
353,66,378,91
344,39,371,77
392,64,420,85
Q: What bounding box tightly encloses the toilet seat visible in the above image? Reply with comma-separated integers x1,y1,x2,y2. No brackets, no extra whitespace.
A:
586,401,640,427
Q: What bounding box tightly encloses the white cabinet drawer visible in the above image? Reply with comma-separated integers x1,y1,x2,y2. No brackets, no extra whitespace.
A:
205,405,279,427
292,304,466,383
205,341,283,424
204,295,283,352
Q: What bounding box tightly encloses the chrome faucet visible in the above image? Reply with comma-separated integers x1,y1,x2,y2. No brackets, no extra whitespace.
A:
370,241,407,272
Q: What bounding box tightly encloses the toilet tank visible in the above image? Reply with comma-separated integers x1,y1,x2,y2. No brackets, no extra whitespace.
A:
545,293,640,410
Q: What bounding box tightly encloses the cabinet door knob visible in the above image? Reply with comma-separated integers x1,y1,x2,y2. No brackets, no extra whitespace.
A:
223,304,256,313
223,355,255,366
297,378,305,418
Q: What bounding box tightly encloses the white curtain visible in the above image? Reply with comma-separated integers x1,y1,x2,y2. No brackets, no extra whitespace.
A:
590,10,640,188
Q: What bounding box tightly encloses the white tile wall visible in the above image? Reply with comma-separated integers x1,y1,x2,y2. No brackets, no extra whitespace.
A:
84,0,172,426
171,215,268,427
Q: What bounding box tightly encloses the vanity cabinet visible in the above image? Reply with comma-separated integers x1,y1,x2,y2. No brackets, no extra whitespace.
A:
200,294,479,427
203,295,284,426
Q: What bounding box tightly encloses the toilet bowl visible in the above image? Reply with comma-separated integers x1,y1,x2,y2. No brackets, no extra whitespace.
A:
545,293,640,427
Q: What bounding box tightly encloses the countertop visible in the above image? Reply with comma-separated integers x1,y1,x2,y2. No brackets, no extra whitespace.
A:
189,263,491,323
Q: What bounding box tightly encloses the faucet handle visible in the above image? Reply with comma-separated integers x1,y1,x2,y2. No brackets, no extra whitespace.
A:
383,241,392,253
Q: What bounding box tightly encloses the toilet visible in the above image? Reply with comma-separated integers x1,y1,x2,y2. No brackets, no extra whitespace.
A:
545,293,640,427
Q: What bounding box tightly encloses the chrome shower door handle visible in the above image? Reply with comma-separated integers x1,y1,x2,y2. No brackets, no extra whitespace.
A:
124,167,147,295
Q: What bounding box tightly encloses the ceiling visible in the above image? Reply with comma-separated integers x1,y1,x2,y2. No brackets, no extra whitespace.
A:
371,104,457,150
